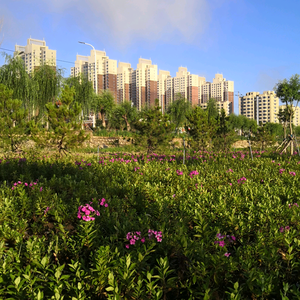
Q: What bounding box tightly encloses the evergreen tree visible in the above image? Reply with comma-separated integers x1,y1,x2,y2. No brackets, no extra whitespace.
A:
252,123,276,150
213,109,236,152
206,98,219,124
133,99,174,153
32,85,87,155
185,106,217,151
0,84,28,151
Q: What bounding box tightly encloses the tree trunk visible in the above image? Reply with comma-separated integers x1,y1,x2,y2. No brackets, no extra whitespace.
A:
290,111,293,155
123,115,130,131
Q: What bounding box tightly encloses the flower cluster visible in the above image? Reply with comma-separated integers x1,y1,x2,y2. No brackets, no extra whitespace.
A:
289,203,299,208
77,203,100,221
12,180,41,191
125,229,163,249
214,233,236,257
125,231,145,248
279,226,290,233
237,177,247,184
189,170,199,178
99,198,109,207
148,229,163,242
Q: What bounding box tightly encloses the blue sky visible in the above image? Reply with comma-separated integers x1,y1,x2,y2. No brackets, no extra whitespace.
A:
0,0,300,113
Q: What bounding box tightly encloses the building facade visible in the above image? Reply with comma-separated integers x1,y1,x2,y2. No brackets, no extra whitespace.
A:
71,48,235,113
71,49,117,100
239,91,279,124
279,105,300,126
14,38,56,73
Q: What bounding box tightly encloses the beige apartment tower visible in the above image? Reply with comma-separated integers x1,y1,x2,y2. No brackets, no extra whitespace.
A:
131,58,158,110
71,49,117,101
279,105,300,126
239,91,279,124
117,62,133,104
14,38,56,73
157,70,171,113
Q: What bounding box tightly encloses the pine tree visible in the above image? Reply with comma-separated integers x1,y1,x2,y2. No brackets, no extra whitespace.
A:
32,85,88,155
133,99,174,153
213,109,236,152
185,106,217,151
0,84,28,151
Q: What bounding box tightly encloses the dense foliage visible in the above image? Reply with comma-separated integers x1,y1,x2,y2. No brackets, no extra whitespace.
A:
1,150,300,299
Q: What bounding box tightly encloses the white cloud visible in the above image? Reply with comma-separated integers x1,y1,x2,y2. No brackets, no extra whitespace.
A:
42,0,212,46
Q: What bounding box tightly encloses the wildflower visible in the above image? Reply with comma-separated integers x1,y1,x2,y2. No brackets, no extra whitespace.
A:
40,187,43,192
224,252,231,257
279,169,285,174
130,239,136,245
285,226,290,231
279,227,284,233
219,241,225,247
24,183,28,186
125,244,130,249
216,233,225,239
12,187,14,190
104,203,108,207
141,238,145,243
172,194,176,197
229,183,232,186
289,172,296,176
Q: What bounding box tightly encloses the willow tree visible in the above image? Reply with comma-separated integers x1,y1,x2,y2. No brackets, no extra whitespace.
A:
31,64,63,120
167,93,191,133
0,54,33,111
64,73,94,117
275,74,300,154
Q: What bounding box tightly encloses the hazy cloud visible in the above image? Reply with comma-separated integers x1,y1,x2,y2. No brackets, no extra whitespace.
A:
256,66,289,93
41,0,212,46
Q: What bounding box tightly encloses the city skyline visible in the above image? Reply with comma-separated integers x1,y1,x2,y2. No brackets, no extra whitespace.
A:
1,0,300,114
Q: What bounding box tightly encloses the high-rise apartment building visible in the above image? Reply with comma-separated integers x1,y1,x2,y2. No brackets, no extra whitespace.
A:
157,70,171,113
239,91,279,124
71,49,235,113
131,58,158,110
117,62,133,104
71,49,117,100
14,38,56,73
279,105,300,126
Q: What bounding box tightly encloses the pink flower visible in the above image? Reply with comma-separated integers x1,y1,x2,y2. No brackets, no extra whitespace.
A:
12,187,14,190
104,203,108,207
289,172,296,176
279,226,284,233
224,252,231,257
229,183,232,186
125,244,130,249
219,241,225,247
141,238,145,243
130,239,136,245
39,187,43,192
24,183,28,186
